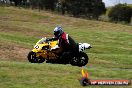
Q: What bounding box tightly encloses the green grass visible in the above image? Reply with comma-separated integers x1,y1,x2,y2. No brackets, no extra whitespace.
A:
0,61,132,88
0,6,132,88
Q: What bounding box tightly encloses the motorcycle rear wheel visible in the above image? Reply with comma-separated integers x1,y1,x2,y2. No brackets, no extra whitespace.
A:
70,52,89,66
27,51,45,63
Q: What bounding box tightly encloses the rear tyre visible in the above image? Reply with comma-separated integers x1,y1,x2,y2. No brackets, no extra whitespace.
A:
27,51,45,63
70,52,89,66
78,52,88,66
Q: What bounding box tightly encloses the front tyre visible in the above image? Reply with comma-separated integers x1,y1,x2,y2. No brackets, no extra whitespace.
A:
27,51,45,63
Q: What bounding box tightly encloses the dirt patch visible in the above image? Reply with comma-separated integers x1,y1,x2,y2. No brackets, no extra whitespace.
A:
0,42,31,62
0,24,39,37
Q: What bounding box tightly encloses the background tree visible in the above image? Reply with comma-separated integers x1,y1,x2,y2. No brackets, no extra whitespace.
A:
29,0,57,11
12,0,22,6
59,0,106,19
108,4,132,23
92,0,106,20
57,0,67,15
44,0,57,11
29,0,38,9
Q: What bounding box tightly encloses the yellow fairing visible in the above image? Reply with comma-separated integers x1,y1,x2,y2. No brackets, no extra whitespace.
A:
32,38,59,59
50,41,58,48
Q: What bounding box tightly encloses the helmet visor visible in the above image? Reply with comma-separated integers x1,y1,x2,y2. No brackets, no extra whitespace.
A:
54,31,60,38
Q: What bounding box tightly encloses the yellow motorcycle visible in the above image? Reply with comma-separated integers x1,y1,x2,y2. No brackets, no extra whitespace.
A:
27,37,92,66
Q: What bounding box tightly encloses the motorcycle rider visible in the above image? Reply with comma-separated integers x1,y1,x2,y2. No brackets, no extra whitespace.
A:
51,26,79,62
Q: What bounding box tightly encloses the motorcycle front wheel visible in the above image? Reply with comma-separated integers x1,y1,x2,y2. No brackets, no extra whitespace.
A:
27,51,45,63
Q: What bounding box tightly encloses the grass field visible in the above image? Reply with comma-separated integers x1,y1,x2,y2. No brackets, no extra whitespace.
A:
0,6,132,88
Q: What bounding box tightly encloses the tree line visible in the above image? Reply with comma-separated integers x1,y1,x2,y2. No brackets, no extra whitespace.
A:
1,0,132,23
3,0,106,20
